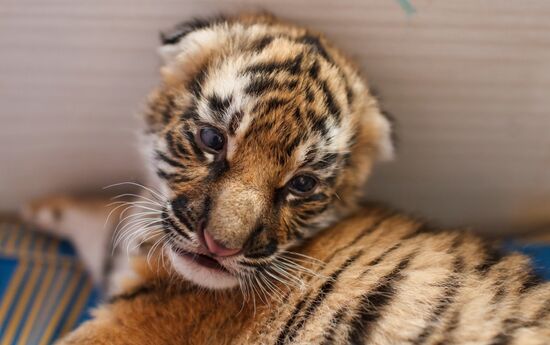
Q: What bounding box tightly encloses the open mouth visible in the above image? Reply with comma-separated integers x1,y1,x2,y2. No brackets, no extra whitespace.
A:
174,248,230,273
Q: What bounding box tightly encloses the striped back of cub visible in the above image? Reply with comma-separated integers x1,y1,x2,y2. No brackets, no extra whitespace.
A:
61,206,550,345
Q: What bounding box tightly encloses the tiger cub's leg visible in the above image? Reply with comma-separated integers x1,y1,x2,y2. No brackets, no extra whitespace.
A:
21,195,138,294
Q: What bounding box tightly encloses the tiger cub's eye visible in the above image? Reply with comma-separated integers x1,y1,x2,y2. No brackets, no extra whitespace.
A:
288,175,318,196
198,127,225,153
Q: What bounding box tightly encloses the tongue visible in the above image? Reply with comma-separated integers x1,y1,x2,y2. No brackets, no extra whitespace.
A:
192,252,227,271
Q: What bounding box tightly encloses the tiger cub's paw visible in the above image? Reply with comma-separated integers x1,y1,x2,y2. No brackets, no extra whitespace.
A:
21,195,110,238
21,195,78,237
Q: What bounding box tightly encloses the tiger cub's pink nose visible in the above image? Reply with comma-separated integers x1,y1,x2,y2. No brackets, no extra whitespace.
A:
203,229,242,257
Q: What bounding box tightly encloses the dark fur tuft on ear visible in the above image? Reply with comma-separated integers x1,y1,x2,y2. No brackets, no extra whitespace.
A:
160,16,228,45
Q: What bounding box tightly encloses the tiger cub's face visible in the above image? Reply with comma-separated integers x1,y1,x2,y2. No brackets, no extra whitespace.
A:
143,14,393,289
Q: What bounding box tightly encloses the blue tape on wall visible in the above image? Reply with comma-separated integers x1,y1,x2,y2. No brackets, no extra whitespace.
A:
395,0,416,15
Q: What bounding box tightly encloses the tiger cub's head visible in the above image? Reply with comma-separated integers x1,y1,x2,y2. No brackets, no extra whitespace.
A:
143,14,394,289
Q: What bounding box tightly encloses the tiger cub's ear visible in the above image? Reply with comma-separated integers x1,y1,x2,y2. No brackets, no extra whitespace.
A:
373,109,396,161
159,17,225,46
359,102,396,162
157,16,227,71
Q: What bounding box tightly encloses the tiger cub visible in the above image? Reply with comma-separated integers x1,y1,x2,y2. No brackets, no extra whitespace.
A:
24,13,550,344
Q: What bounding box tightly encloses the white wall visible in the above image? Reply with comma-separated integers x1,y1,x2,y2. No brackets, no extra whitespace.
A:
1,0,549,228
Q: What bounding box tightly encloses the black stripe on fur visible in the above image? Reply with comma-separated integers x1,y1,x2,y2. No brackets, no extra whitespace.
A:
347,253,415,344
276,250,364,345
160,16,228,45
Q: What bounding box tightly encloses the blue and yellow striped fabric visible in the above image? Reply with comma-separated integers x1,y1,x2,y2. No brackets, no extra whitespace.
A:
0,220,100,345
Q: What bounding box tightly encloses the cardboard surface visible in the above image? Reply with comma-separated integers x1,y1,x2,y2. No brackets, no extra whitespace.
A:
1,0,549,228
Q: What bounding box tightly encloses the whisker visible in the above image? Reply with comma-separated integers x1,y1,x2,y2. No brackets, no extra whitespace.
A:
278,261,327,279
106,202,162,239
104,201,159,229
252,274,269,305
106,202,163,217
147,233,170,265
258,270,285,302
132,227,164,251
126,228,161,254
113,215,163,243
107,199,162,209
103,181,167,203
247,274,258,315
116,201,163,216
281,251,326,265
266,270,298,290
113,217,165,250
117,209,163,228
110,193,163,207
276,257,325,277
270,262,307,289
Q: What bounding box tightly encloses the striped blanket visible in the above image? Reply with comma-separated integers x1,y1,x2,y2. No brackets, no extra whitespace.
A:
0,220,99,344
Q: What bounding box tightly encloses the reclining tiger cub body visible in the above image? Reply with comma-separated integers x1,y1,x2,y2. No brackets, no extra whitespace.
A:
25,13,550,344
